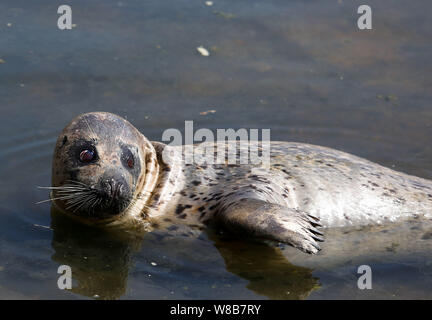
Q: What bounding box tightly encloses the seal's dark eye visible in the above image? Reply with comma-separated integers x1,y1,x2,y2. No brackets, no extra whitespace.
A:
121,147,135,170
79,149,95,163
127,157,134,169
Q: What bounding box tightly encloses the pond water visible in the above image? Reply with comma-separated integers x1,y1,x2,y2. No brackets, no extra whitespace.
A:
0,0,431,299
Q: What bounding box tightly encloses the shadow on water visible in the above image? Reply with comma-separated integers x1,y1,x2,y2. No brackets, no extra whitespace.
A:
207,231,320,300
50,207,140,299
50,207,319,300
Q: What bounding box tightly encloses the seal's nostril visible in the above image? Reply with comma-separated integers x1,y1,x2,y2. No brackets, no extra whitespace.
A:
105,180,124,199
116,183,124,198
108,180,114,197
99,179,115,198
95,175,130,216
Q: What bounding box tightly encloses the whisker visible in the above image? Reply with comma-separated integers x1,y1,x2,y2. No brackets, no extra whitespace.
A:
65,198,86,211
72,195,97,212
65,194,92,207
56,190,93,195
37,180,111,216
84,117,98,142
36,194,79,204
36,180,96,207
37,185,85,189
65,180,91,187
37,187,87,192
65,197,84,206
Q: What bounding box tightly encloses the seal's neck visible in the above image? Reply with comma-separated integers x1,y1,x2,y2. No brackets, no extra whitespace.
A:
127,142,184,220
124,139,159,220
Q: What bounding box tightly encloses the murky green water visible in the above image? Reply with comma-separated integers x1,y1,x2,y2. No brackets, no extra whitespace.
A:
0,0,431,299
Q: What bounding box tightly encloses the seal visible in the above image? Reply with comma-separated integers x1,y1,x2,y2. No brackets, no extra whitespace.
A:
47,112,432,254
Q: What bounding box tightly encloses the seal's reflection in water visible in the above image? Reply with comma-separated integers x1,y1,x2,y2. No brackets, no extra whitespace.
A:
207,230,320,300
50,206,319,300
50,207,139,299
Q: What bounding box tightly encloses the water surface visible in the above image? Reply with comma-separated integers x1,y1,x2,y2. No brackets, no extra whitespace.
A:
0,0,431,299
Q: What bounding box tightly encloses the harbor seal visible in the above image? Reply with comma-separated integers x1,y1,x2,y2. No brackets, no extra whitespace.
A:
47,112,432,254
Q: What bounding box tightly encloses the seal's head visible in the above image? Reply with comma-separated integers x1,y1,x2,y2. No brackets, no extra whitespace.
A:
51,112,158,223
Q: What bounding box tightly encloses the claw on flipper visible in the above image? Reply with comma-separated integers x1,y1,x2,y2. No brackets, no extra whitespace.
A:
218,198,325,254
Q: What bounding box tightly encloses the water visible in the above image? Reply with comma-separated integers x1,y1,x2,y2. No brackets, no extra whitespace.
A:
0,0,431,299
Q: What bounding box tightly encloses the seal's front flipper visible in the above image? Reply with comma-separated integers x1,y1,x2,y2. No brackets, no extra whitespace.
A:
217,198,324,254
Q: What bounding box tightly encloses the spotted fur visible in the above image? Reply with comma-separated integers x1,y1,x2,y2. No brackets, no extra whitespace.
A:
52,113,432,254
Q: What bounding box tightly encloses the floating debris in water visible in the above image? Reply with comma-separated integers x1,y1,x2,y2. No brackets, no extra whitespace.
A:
197,46,210,56
205,1,213,6
200,109,216,115
93,294,100,299
33,224,52,230
0,59,5,64
385,242,400,252
213,11,236,19
150,262,157,266
377,94,398,102
6,23,12,27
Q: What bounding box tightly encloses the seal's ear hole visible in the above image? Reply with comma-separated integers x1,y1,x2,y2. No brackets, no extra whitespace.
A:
61,136,68,147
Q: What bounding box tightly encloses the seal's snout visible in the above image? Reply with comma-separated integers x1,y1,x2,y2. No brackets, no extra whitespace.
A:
100,178,125,201
97,174,132,216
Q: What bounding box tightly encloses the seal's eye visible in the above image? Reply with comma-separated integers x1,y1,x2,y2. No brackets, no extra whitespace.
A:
121,147,135,170
127,157,134,169
79,149,95,163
